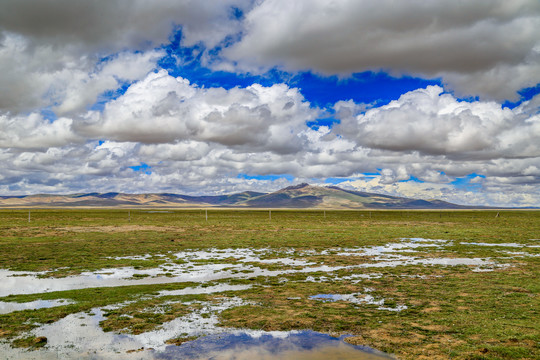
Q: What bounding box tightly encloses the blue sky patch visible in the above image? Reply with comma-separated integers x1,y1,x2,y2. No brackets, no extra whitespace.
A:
89,82,132,112
129,163,152,175
306,117,340,130
40,108,58,122
324,177,354,184
288,71,441,109
451,173,485,191
158,30,442,109
399,176,425,183
503,83,540,109
229,6,244,20
237,173,294,182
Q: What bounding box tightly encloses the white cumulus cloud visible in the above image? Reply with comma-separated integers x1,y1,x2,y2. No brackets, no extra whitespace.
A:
76,70,319,154
336,86,540,160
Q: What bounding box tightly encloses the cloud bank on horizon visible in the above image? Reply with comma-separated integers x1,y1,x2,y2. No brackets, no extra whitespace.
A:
0,0,539,207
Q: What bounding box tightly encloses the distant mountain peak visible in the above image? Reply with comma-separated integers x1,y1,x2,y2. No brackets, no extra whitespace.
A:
282,183,310,190
0,184,484,209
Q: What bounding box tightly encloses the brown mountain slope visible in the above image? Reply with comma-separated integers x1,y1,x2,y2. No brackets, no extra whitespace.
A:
0,184,475,209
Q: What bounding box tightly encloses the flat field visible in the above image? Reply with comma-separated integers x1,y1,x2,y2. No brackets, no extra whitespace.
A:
0,209,538,359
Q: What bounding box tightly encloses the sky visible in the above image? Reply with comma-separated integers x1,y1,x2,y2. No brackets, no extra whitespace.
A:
0,0,539,207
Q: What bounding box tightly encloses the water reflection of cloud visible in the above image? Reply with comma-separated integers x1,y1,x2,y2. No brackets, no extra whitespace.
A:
156,331,392,360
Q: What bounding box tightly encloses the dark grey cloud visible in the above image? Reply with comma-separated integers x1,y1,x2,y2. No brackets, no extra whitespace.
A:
0,0,250,50
0,0,251,114
224,0,540,100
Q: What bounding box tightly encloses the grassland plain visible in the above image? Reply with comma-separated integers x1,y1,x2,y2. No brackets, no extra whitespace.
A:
0,209,538,359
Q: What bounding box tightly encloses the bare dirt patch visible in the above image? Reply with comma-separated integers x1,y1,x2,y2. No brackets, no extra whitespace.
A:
421,306,441,313
59,225,185,233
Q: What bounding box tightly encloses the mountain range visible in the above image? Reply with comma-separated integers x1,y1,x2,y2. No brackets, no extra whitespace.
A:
0,183,475,209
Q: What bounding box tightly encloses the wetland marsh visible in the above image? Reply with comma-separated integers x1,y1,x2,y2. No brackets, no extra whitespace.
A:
0,209,538,359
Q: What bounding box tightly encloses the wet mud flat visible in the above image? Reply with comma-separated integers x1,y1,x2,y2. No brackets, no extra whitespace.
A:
0,209,539,359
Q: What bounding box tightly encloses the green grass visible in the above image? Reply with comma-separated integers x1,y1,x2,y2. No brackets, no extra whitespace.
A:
0,209,539,359
1,209,537,273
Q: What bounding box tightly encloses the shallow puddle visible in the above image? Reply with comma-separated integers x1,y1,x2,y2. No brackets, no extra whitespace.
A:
155,331,392,359
461,242,526,247
0,238,514,358
461,241,540,249
310,293,407,312
1,297,248,359
336,238,449,257
0,239,508,297
1,301,393,359
157,283,252,297
1,327,392,360
0,299,74,314
0,255,499,297
0,265,257,297
501,251,540,258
